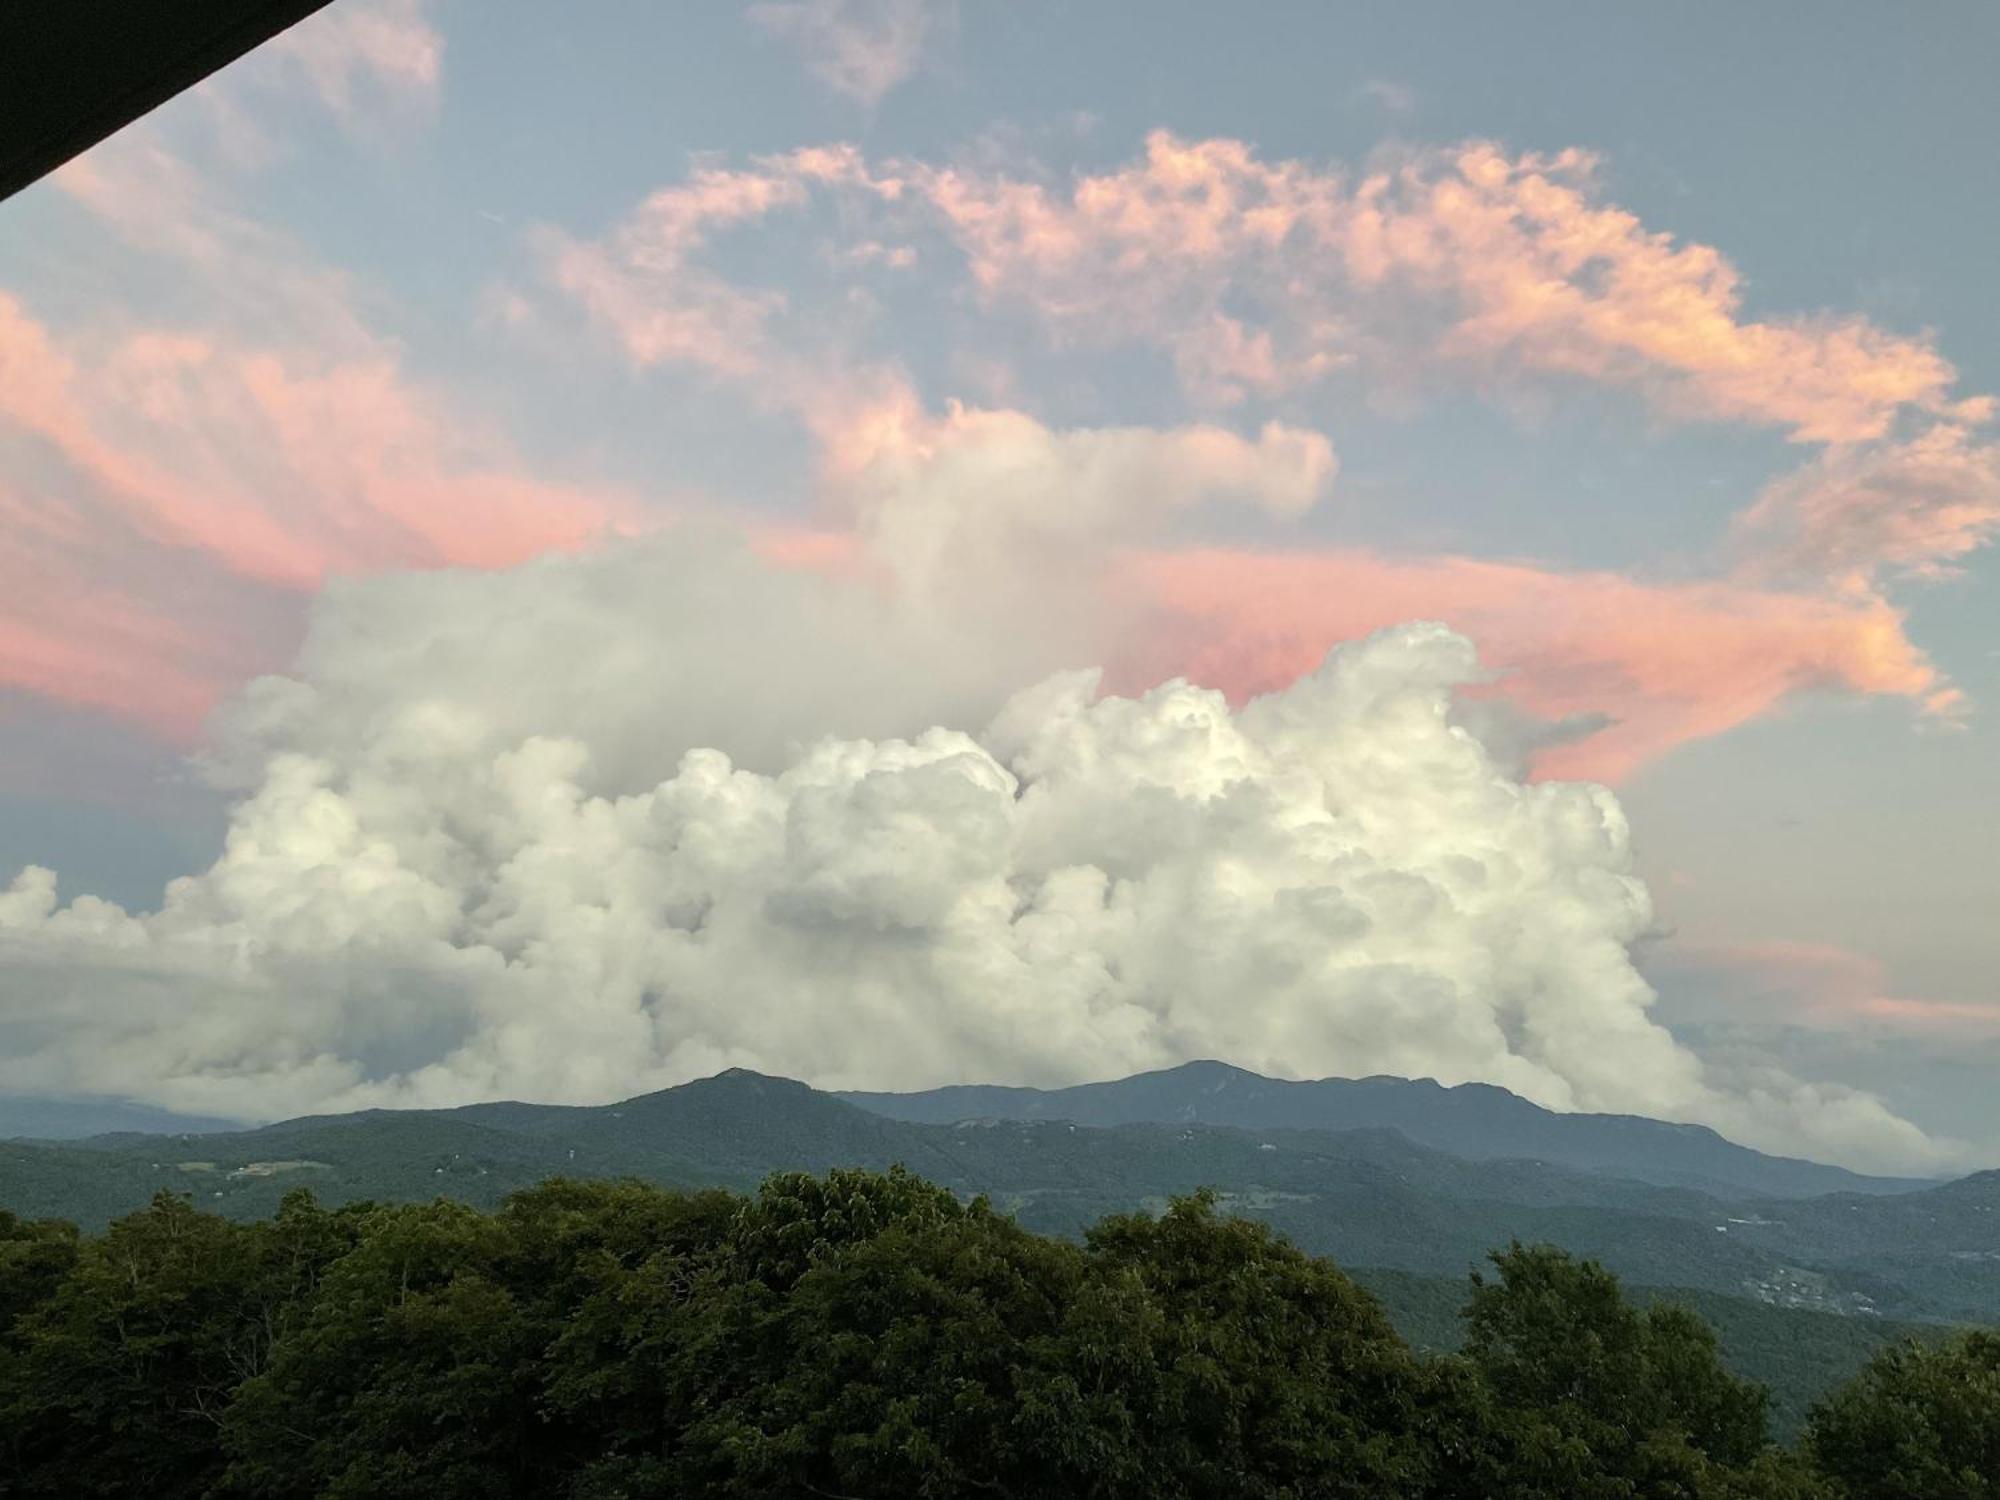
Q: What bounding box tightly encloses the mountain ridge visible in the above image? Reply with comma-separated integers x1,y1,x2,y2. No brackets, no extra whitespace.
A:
6,1062,1946,1204
4,1064,1996,1327
837,1059,1934,1200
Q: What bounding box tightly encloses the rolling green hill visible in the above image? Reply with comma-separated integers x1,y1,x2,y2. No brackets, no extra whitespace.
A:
5,1068,1996,1330
6,1067,1992,1431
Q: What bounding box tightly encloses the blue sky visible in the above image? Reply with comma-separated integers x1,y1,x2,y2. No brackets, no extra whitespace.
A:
0,0,1993,1166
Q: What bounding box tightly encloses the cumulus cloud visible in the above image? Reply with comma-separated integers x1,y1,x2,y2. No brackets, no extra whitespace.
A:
1,99,1985,1180
844,404,1335,636
0,521,1956,1174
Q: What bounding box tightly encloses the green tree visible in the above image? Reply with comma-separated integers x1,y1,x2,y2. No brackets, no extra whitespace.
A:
504,1176,741,1491
219,1196,548,1499
0,1208,77,1335
1448,1242,1774,1498
1069,1191,1431,1498
550,1166,1091,1498
0,1208,81,1485
0,1189,356,1499
1804,1329,2000,1499
0,1169,1846,1500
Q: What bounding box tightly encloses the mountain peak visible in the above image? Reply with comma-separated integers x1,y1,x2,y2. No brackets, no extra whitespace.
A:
1158,1059,1263,1087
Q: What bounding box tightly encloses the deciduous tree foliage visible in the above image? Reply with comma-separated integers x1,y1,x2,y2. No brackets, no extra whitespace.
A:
0,1171,1987,1498
1805,1328,2000,1499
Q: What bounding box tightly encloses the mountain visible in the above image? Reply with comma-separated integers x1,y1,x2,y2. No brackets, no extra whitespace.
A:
8,1068,1989,1451
0,1095,243,1141
3,1067,1996,1326
839,1060,1931,1200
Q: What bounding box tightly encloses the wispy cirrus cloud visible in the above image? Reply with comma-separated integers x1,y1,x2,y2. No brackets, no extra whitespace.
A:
0,290,628,734
1661,939,2000,1035
3,62,630,739
53,137,373,349
540,145,896,393
541,128,1994,472
910,131,1974,440
1353,79,1418,118
1733,423,2000,589
0,293,625,591
261,0,444,125
1123,546,1954,783
530,130,1995,778
12,95,1998,781
748,0,941,106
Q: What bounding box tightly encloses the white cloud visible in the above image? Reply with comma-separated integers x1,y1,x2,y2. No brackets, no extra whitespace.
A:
0,370,1949,1174
0,516,1953,1172
843,403,1335,649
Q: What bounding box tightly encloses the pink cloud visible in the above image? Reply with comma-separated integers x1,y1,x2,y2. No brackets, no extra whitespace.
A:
740,522,1951,784
54,141,372,350
547,134,1995,603
3,118,640,747
910,131,1968,441
263,0,443,124
0,596,252,742
1116,546,1953,782
0,291,630,737
533,137,1987,782
548,132,1977,451
1,295,626,591
749,0,939,106
537,145,915,447
14,110,1987,789
0,472,275,737
1682,940,2000,1035
1733,424,2000,587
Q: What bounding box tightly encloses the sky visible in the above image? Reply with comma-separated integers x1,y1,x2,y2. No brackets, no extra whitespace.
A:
0,0,1995,1173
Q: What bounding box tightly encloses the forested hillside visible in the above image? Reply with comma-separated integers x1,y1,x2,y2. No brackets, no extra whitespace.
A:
6,1070,1995,1325
3,1172,1996,1499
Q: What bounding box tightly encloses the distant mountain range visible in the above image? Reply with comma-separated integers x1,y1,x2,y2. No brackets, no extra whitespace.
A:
840,1060,1933,1201
0,1095,240,1141
4,1066,1995,1333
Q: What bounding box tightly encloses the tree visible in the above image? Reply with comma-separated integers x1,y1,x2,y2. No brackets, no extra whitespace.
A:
0,1189,356,1499
0,1208,77,1334
549,1165,1092,1498
1805,1329,2000,1499
1448,1242,1774,1498
219,1196,547,1499
0,1170,1883,1500
1072,1191,1429,1498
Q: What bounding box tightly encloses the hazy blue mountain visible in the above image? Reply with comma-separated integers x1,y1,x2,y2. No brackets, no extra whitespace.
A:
839,1060,1932,1200
4,1067,1996,1326
0,1094,242,1141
